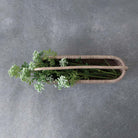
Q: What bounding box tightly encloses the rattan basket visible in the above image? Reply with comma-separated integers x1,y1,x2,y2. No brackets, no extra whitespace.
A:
34,55,128,83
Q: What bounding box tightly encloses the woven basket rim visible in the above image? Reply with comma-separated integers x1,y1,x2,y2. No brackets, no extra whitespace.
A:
34,55,128,83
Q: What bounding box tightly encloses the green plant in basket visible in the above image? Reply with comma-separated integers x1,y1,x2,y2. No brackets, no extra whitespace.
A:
8,49,121,92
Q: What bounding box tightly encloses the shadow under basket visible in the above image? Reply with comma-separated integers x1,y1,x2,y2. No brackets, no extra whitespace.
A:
34,55,128,84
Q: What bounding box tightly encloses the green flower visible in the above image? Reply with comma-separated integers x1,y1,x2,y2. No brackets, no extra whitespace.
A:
34,82,44,92
55,75,70,90
59,58,68,67
20,68,31,83
29,61,36,70
8,64,20,78
33,50,41,62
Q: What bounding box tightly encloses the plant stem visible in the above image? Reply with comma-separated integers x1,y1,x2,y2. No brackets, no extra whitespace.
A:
78,73,115,79
95,69,117,76
104,59,117,74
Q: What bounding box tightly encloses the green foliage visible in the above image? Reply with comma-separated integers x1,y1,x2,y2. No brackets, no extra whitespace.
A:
21,62,29,69
29,61,36,70
54,76,70,90
20,68,31,84
8,49,121,93
43,49,57,60
59,58,68,67
48,58,55,67
33,50,41,63
67,71,78,86
8,64,21,78
45,75,54,84
34,82,44,92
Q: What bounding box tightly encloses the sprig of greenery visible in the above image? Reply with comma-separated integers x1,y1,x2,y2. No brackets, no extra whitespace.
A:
33,50,41,63
34,82,44,92
20,68,31,84
43,49,57,60
8,64,21,78
59,58,68,67
54,75,70,90
29,61,36,70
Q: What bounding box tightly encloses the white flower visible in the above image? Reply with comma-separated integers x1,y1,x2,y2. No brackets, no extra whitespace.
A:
59,58,68,67
55,75,70,90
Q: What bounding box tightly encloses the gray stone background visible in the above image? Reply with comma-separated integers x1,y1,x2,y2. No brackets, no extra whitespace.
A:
0,0,138,138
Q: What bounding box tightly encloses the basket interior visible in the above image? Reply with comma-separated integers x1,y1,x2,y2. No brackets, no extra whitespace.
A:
41,58,123,80
66,58,123,78
67,58,119,66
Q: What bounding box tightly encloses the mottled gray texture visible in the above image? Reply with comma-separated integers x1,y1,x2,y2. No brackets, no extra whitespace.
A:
0,0,138,138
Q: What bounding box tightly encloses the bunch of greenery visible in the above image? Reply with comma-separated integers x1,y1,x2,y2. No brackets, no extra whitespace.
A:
8,49,121,92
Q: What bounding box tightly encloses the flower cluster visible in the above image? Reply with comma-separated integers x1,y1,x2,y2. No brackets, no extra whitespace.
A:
55,75,70,90
8,64,20,78
33,50,40,62
59,58,68,67
20,68,31,83
34,82,44,92
29,61,36,70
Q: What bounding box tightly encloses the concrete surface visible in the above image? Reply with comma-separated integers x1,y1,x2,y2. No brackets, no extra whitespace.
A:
0,0,138,138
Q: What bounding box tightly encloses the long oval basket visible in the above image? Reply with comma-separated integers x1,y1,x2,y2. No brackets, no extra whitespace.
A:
34,55,128,83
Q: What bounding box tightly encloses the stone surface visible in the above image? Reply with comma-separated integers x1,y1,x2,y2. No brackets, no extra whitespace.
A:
0,0,138,138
